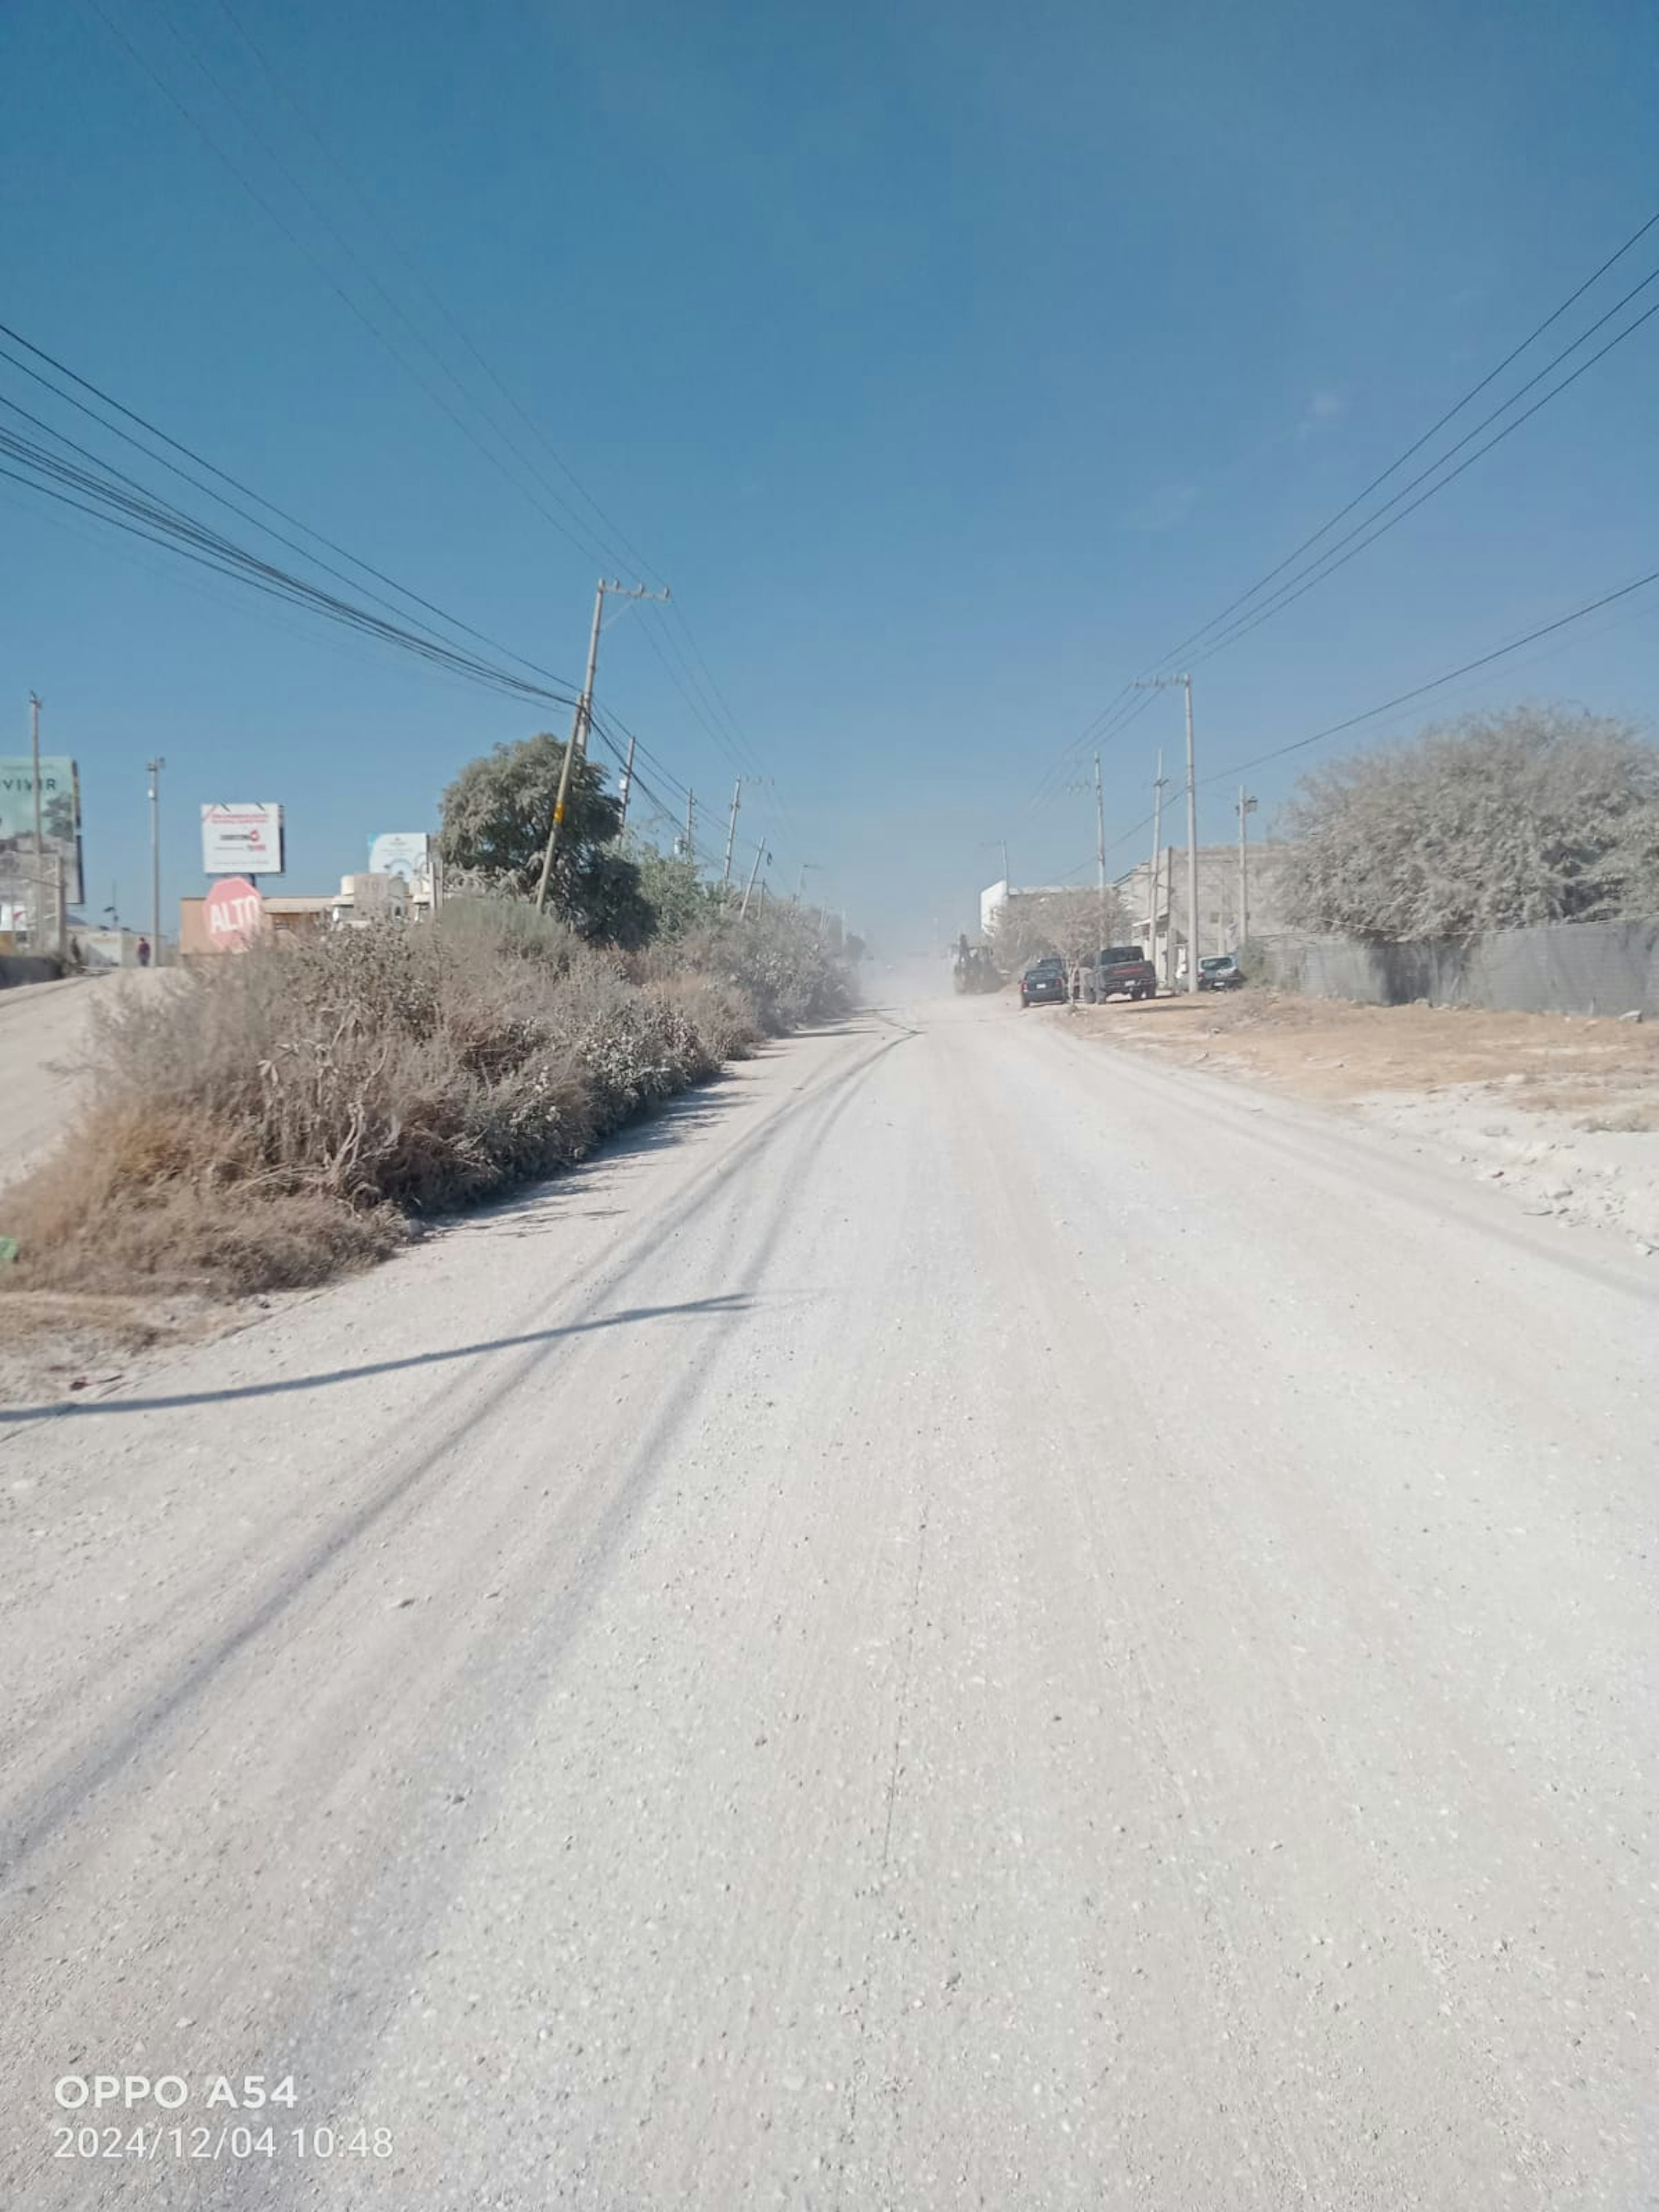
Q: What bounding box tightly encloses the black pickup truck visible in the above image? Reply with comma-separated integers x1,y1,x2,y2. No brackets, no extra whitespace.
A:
1087,945,1159,1002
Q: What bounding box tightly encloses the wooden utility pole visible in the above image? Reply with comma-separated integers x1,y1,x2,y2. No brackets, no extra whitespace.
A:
535,579,669,912
721,779,741,885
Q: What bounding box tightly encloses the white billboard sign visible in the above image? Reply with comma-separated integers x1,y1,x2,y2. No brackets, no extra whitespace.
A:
202,802,284,876
366,832,431,883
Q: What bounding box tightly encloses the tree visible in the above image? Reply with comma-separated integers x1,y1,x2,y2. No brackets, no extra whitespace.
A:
632,845,726,941
1280,704,1659,941
438,734,654,947
991,886,1129,974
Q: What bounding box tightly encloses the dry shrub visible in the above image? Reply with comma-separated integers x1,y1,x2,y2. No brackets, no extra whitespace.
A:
1,898,780,1300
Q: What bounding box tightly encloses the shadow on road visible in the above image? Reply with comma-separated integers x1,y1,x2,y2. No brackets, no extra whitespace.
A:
0,1294,754,1423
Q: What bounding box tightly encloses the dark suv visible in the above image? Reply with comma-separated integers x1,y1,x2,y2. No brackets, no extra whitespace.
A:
1087,945,1158,1002
1019,958,1068,1008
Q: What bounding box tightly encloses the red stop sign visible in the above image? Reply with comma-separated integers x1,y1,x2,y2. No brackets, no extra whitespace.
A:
203,875,264,950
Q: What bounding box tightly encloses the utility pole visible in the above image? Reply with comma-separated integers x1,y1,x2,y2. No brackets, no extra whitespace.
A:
739,838,766,919
794,860,817,904
616,733,637,831
147,755,165,963
535,578,670,912
1148,750,1166,982
721,780,742,886
683,788,696,862
1236,787,1258,951
1064,758,1109,948
27,692,43,948
1093,754,1106,941
1135,675,1200,992
29,692,43,862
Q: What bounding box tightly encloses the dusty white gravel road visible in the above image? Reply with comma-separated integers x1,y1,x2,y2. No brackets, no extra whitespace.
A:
2,995,1655,2211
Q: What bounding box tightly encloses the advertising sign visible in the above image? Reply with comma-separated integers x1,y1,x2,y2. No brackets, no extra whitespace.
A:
366,832,431,884
202,803,284,876
0,756,83,906
203,875,264,950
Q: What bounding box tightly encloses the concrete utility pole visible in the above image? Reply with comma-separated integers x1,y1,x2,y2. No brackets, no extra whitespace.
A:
1093,753,1106,937
147,755,165,962
536,579,670,912
739,838,766,919
1064,761,1109,948
721,780,741,886
29,692,43,864
1135,675,1200,992
1148,749,1167,982
1236,787,1258,951
616,733,637,831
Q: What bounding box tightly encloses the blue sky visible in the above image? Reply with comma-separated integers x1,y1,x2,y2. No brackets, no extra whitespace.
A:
3,0,1656,947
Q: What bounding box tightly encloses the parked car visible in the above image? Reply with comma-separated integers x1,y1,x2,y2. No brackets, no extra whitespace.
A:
1019,958,1069,1008
1197,953,1243,991
1087,945,1159,1002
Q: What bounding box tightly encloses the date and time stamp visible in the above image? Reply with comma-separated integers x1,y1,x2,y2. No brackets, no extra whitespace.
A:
48,2074,393,2164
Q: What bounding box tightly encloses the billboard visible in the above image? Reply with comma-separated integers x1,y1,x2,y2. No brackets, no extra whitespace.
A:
202,802,284,876
0,756,83,906
366,832,431,884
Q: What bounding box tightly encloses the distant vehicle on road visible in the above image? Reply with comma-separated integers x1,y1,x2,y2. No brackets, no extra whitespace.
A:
1198,953,1243,991
1085,945,1158,1002
1019,958,1068,1008
953,937,999,994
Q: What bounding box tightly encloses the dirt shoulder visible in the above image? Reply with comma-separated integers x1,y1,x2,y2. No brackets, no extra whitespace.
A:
1068,988,1659,1251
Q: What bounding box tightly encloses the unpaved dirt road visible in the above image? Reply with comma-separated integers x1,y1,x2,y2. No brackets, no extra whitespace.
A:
2,997,1655,2209
0,969,166,1192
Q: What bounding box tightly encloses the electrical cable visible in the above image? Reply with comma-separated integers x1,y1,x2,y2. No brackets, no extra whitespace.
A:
0,321,577,688
1197,565,1659,791
1187,278,1659,668
1030,204,1659,800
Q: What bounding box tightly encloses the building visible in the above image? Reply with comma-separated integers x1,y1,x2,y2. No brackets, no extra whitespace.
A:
978,878,1085,940
177,872,419,957
178,892,334,957
1115,842,1294,982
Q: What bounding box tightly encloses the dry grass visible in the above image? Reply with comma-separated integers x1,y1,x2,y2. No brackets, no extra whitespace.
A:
0,902,769,1304
1072,989,1659,1122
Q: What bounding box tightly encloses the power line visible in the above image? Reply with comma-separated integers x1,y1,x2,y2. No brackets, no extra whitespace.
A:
204,0,664,581
1158,207,1659,668
1188,276,1659,668
1198,565,1659,791
109,0,798,834
0,321,575,688
0,380,583,708
1031,204,1659,799
88,0,631,575
1049,566,1659,882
